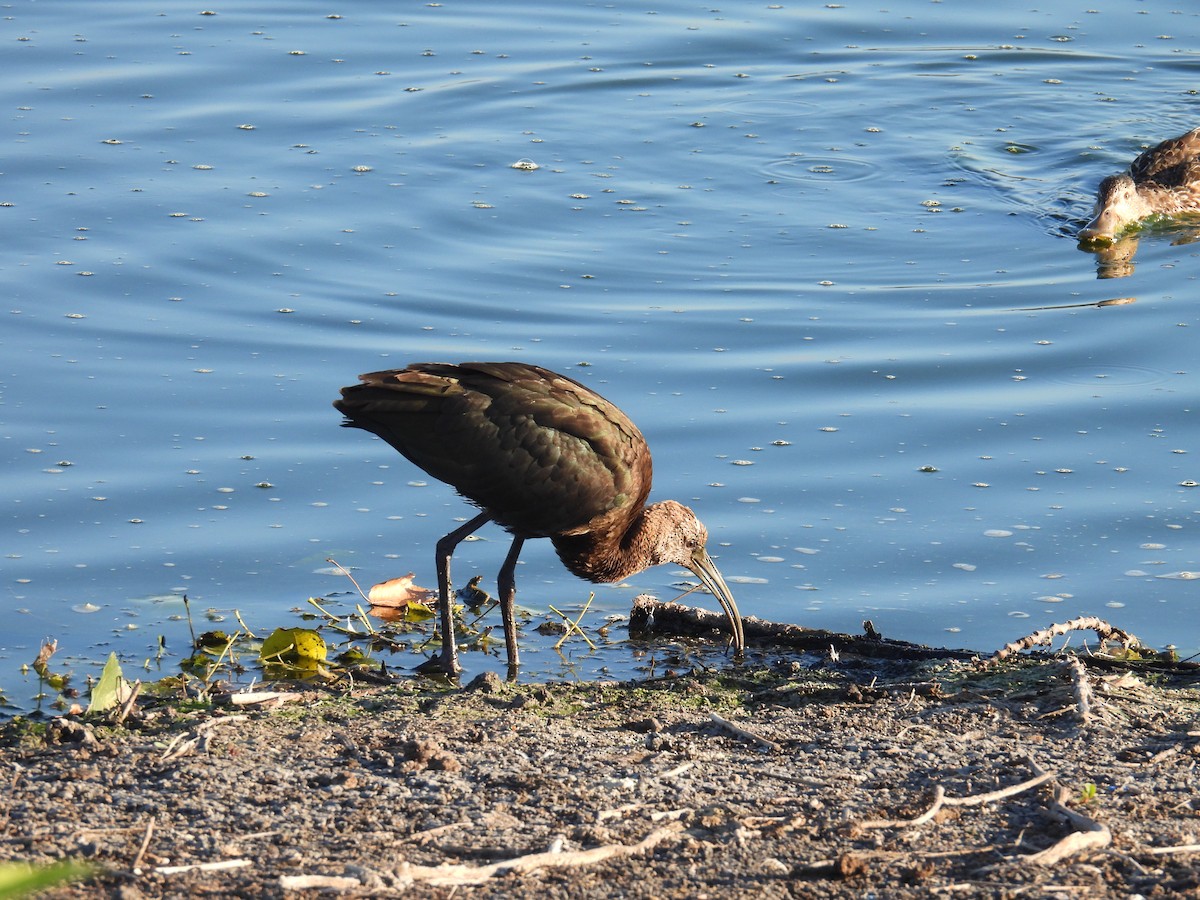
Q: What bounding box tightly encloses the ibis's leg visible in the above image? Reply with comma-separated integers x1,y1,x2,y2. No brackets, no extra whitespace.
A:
496,536,525,670
420,511,491,674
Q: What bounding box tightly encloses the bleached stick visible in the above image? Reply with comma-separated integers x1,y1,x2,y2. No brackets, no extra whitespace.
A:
395,822,682,886
1025,786,1111,865
154,859,252,875
860,771,1055,830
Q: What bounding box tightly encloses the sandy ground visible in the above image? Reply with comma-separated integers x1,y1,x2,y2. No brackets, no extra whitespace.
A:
2,640,1199,899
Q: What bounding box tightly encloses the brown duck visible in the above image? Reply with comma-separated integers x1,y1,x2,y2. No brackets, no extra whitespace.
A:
1080,127,1200,244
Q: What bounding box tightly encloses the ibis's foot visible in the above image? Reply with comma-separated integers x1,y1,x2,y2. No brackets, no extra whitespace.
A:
414,652,461,676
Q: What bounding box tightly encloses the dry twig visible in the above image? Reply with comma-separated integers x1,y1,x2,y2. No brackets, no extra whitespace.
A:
154,859,252,875
115,680,142,725
407,821,468,845
1015,757,1112,865
1025,786,1111,865
228,690,303,709
130,816,155,873
597,803,644,823
159,715,249,762
660,761,695,779
326,556,371,604
649,808,692,823
279,874,362,890
709,712,781,752
1145,843,1200,856
860,771,1056,830
394,822,683,886
548,594,597,650
1064,656,1095,724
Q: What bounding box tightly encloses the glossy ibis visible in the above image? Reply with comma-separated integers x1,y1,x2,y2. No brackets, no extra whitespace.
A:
1079,126,1200,244
334,362,745,674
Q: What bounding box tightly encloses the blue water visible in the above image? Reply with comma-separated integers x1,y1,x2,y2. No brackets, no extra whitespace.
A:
4,1,1200,710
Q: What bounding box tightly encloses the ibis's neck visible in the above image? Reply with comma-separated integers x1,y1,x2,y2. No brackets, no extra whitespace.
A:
550,504,667,584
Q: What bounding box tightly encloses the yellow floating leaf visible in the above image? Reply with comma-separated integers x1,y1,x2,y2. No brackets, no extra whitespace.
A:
259,627,327,665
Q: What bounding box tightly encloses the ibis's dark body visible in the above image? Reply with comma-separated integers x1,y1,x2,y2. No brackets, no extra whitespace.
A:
334,362,744,673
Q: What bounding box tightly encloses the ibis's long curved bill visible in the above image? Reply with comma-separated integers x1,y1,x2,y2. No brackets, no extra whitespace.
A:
687,548,745,655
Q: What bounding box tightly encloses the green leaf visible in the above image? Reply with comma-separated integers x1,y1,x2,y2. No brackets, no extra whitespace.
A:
0,860,92,898
403,600,436,622
197,630,232,651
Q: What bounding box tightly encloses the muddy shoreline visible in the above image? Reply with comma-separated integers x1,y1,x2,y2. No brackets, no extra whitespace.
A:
2,641,1198,899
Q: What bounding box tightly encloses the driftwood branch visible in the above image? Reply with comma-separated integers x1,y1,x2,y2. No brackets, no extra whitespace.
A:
629,597,975,661
990,616,1141,663
393,822,683,886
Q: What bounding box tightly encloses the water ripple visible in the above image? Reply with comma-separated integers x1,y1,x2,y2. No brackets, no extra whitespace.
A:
762,154,880,184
